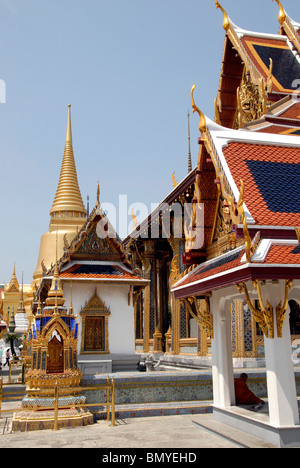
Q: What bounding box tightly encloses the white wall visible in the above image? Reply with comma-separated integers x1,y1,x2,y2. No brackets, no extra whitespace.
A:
62,281,135,356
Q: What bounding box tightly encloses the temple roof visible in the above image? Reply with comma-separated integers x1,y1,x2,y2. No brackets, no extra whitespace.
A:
203,117,300,230
215,1,300,128
59,261,148,284
172,239,300,299
38,188,147,293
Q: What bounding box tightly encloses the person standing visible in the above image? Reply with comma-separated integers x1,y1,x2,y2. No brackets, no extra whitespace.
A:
3,349,10,367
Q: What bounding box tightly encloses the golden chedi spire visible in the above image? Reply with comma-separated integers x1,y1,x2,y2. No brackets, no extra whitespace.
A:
7,263,19,293
44,261,66,310
33,105,87,282
50,104,86,218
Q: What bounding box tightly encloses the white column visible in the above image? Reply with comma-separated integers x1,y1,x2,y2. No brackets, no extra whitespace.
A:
211,292,235,408
262,282,299,427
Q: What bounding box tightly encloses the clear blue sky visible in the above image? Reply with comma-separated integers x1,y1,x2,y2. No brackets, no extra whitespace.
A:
0,0,299,284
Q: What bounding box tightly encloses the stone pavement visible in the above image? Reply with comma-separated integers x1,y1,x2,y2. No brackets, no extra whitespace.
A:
0,368,281,449
0,413,276,449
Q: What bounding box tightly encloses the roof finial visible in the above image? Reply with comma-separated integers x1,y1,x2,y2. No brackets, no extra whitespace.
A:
131,209,138,230
273,0,286,25
96,181,100,208
215,1,230,31
172,171,178,188
191,85,207,135
187,110,192,173
66,104,72,143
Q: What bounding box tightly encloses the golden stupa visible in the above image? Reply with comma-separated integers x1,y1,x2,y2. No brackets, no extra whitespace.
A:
33,105,87,282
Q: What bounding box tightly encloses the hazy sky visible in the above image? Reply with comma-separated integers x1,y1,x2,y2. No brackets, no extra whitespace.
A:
0,0,299,283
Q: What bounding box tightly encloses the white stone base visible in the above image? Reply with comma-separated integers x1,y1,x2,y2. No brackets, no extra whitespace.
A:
78,354,141,375
213,406,300,448
78,359,112,375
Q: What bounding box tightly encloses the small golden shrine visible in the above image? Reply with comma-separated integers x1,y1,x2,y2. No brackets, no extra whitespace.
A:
12,262,93,431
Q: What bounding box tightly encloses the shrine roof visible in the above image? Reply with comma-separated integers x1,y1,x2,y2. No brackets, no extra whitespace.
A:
172,240,300,298
204,118,300,228
59,261,147,284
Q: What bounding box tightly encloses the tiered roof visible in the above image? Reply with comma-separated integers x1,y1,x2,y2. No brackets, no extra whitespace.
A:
215,0,300,128
172,1,300,298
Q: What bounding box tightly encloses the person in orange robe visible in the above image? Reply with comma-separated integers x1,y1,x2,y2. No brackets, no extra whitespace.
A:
234,373,265,406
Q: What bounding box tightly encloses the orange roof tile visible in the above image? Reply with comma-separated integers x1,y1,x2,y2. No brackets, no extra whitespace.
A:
60,263,144,281
222,142,300,226
264,244,300,265
173,243,300,297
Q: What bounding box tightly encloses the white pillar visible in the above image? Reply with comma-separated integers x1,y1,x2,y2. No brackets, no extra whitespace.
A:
211,293,235,408
262,282,299,427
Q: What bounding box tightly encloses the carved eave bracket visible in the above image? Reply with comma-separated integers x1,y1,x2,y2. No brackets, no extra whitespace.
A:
237,279,293,339
276,279,293,338
180,296,213,338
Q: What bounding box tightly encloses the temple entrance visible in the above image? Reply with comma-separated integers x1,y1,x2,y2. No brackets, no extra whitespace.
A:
84,317,105,352
47,332,64,374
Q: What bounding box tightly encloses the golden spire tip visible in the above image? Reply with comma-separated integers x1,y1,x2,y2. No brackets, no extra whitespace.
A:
65,103,72,143
96,181,100,207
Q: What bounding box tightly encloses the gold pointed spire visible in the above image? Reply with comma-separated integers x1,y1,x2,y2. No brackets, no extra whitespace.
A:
65,103,72,143
96,181,100,208
45,260,65,310
16,271,25,314
50,104,86,218
7,263,19,292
